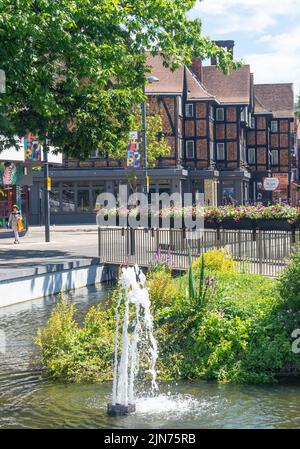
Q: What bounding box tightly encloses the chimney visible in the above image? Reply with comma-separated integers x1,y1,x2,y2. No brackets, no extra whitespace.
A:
189,58,203,82
211,40,235,65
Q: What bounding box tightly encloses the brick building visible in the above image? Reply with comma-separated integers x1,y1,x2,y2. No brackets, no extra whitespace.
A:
29,42,296,225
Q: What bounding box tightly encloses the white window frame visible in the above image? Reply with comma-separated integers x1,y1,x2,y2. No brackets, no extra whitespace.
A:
210,141,214,161
271,121,278,133
179,139,183,159
248,148,256,165
216,143,225,160
90,149,99,158
210,105,214,120
178,96,183,116
216,108,225,121
185,103,194,118
271,149,279,166
185,140,195,159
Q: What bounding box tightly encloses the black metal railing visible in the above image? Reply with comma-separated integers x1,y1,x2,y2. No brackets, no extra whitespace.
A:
98,227,300,277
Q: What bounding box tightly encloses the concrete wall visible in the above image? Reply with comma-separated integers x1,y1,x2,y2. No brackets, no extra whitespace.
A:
0,263,107,308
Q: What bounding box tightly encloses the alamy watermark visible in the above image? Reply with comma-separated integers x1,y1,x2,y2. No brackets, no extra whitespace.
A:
292,329,300,354
95,185,205,234
0,69,6,94
0,329,6,355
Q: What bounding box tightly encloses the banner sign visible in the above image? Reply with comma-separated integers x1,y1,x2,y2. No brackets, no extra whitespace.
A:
126,131,141,169
24,133,42,162
263,177,280,191
0,162,23,186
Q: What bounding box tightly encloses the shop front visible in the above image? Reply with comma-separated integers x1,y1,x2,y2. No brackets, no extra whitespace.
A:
0,137,62,235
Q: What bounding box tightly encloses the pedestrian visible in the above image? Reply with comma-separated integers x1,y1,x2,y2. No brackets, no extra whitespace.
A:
8,204,23,244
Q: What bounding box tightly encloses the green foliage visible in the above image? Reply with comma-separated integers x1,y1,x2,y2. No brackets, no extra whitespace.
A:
131,106,171,166
36,299,116,382
0,0,239,159
37,248,300,385
279,249,300,312
193,247,238,273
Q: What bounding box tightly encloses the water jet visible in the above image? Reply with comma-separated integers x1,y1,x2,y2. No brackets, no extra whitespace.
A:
107,265,158,416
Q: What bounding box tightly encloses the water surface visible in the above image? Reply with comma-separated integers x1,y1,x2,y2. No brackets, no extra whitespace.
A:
0,286,300,429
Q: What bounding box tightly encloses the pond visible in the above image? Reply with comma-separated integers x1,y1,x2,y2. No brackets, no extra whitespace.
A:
0,285,300,429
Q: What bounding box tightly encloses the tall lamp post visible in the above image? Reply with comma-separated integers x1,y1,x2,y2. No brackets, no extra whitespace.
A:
43,138,50,242
142,76,159,194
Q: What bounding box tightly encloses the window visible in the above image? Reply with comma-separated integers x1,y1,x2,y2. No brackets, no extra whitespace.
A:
185,103,194,118
179,139,183,159
216,143,225,160
271,149,279,166
61,183,76,212
271,121,278,133
241,106,248,122
89,149,99,158
185,140,195,159
216,108,225,121
50,189,60,212
251,116,255,129
77,189,90,212
209,106,214,120
248,148,256,165
210,142,214,161
178,96,182,116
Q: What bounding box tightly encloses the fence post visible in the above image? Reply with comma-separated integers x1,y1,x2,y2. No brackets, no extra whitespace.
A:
258,229,263,275
98,227,101,258
156,228,160,253
130,227,135,257
216,227,221,249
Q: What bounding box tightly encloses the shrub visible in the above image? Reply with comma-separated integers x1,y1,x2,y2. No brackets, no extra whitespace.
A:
37,252,300,385
36,299,115,382
147,267,178,311
193,247,237,273
279,248,300,312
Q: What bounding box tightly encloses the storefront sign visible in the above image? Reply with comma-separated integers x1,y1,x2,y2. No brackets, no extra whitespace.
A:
126,131,141,169
263,177,280,191
276,174,289,190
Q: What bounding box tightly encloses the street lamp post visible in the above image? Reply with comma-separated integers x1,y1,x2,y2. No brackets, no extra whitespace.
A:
43,138,50,242
141,76,159,194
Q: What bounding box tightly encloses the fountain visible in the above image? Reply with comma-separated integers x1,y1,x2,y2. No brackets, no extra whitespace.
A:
107,265,158,417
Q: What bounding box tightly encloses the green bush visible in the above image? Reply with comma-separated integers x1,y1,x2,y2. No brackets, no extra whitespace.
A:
192,247,238,273
36,249,300,384
279,249,300,312
36,299,116,382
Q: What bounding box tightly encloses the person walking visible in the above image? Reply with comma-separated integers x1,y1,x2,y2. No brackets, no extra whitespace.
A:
8,204,23,244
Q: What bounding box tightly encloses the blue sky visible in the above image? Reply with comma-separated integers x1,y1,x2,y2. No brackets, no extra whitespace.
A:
189,0,300,96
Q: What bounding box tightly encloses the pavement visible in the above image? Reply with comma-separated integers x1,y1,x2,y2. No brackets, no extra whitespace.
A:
0,225,100,282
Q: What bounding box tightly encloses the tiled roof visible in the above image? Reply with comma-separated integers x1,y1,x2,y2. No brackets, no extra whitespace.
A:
254,84,294,118
254,93,272,115
145,55,216,100
202,65,251,105
185,68,216,101
145,55,184,95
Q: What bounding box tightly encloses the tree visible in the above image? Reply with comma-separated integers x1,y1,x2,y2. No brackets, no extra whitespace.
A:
0,0,239,159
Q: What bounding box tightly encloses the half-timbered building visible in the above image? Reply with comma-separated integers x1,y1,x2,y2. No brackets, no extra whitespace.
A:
29,42,296,225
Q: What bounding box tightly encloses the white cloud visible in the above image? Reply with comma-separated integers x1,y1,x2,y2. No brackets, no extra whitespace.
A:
192,0,300,93
246,26,300,93
194,0,300,34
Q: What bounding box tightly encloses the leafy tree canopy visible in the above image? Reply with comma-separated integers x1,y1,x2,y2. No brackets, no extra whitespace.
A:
0,0,239,159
